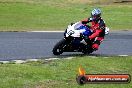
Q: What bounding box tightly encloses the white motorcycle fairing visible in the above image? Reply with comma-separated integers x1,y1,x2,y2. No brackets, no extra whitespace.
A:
65,22,109,38
65,22,86,37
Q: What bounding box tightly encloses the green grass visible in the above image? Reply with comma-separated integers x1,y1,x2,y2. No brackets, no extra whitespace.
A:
0,56,132,88
0,0,132,31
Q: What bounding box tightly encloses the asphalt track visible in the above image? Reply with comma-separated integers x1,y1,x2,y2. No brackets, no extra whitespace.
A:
0,31,132,61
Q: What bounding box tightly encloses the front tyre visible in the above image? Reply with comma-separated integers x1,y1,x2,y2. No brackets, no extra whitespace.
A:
52,38,66,55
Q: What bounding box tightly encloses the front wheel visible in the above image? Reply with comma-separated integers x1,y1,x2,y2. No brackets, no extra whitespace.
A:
52,38,66,55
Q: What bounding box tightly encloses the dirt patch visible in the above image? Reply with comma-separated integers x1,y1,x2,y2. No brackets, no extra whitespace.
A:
68,0,132,4
114,0,132,3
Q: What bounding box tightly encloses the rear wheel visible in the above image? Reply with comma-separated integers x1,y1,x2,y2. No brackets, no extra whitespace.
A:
82,50,93,54
82,46,93,54
52,39,66,55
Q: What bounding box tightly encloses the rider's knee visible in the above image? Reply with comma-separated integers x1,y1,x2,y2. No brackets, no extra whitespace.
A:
92,43,99,50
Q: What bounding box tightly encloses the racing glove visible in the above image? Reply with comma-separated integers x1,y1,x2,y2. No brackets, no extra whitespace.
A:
89,29,102,39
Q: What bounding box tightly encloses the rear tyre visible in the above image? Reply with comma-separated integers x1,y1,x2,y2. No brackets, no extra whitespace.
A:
82,50,93,54
52,39,66,55
82,46,93,54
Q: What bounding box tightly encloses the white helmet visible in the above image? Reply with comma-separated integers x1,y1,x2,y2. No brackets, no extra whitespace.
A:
91,8,101,21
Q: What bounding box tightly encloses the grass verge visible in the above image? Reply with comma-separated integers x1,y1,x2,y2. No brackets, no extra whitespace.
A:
0,56,132,88
0,0,132,31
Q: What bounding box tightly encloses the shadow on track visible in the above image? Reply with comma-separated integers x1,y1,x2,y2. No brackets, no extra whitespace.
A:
51,53,114,59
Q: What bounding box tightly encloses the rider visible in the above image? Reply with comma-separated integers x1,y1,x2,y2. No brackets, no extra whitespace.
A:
81,8,106,51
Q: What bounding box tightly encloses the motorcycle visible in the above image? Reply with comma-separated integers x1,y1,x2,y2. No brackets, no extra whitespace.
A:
52,21,109,55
